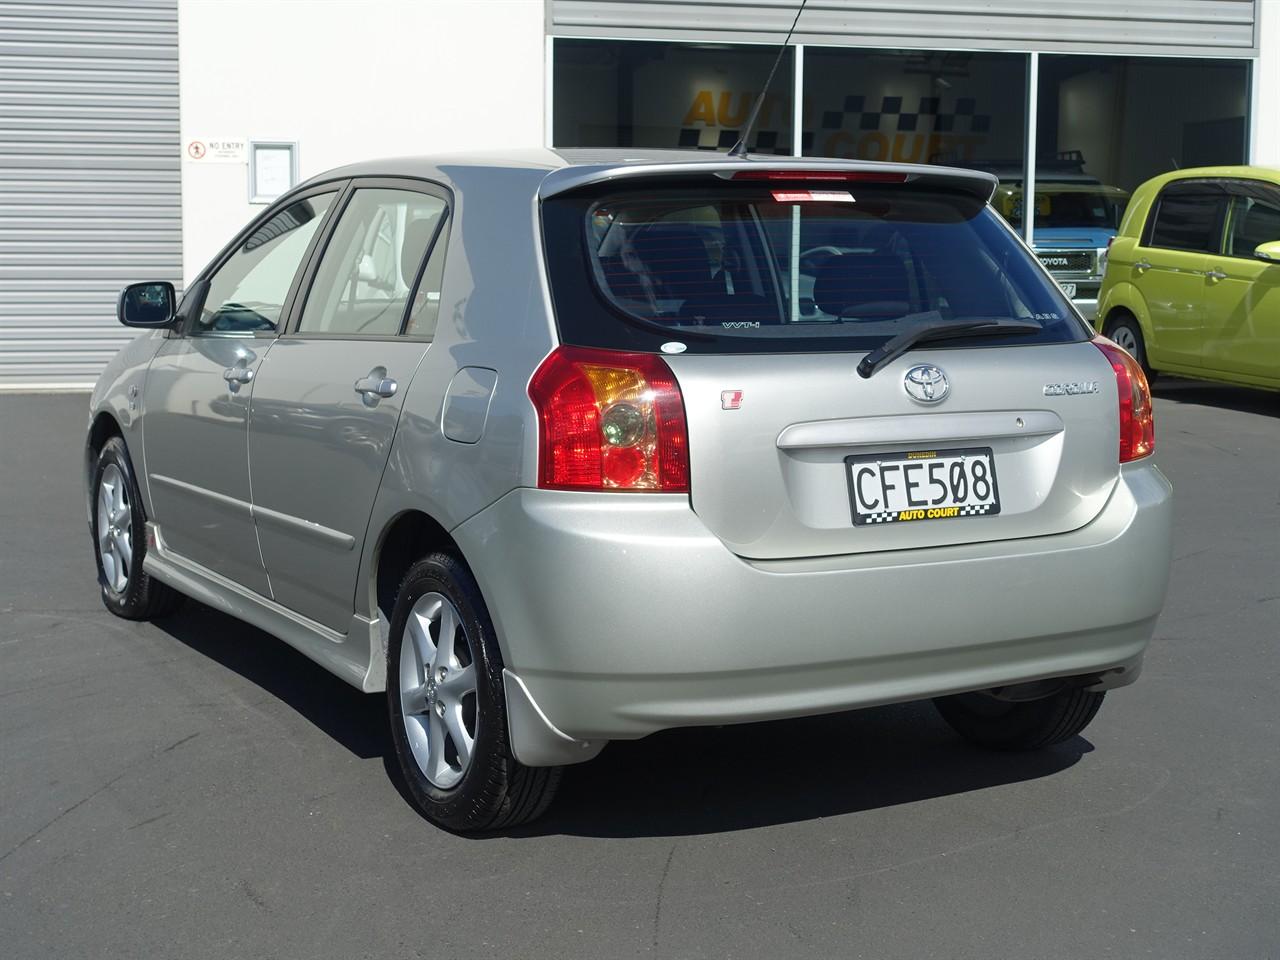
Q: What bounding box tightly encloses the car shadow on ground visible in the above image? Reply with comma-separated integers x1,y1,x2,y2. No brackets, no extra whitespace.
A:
1152,376,1279,417
154,600,388,759
155,599,1093,838
520,709,1090,838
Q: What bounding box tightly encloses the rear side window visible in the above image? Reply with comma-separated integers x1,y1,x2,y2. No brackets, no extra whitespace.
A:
1145,183,1226,254
297,188,447,337
543,179,1087,355
1225,182,1280,258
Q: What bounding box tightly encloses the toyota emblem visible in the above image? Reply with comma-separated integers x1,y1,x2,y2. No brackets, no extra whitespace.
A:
903,364,949,403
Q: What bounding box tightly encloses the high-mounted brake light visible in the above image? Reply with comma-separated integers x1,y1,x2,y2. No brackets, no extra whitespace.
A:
770,189,856,204
729,170,909,183
1093,337,1154,463
528,346,690,492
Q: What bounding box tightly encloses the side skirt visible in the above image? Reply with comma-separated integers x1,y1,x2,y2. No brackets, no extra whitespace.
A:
143,522,386,693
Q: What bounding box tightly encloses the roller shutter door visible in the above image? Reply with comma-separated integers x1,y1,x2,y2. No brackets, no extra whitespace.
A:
0,0,180,389
548,1,1259,57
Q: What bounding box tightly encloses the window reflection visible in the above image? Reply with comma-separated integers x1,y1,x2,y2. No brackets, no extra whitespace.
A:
554,39,794,153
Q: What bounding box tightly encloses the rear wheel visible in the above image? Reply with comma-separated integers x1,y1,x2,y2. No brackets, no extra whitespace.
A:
91,436,182,620
1105,313,1151,375
933,687,1105,751
386,551,560,832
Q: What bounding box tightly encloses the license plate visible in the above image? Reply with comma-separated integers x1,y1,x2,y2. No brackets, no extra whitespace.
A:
846,447,1001,526
1059,281,1077,298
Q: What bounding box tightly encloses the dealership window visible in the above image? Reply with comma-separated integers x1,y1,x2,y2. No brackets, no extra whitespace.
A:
1009,55,1252,240
552,39,1255,250
801,48,1026,172
553,39,794,154
1036,55,1249,195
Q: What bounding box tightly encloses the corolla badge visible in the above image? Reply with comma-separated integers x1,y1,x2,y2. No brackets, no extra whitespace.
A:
903,364,950,403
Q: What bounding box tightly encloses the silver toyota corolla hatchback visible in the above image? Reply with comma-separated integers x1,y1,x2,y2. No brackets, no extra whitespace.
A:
87,151,1173,831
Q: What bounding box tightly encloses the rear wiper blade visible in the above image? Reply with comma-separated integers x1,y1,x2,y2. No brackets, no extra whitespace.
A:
856,316,1042,379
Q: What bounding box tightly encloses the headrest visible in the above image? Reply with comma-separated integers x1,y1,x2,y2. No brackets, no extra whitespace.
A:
402,215,440,285
626,225,715,298
813,253,911,317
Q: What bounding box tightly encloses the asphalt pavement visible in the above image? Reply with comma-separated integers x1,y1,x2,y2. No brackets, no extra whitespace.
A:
1,382,1277,959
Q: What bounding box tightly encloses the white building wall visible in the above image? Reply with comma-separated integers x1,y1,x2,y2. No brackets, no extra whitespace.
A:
178,0,546,280
1254,0,1280,163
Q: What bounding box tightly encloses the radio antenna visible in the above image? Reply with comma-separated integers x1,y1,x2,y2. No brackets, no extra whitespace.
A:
727,0,808,158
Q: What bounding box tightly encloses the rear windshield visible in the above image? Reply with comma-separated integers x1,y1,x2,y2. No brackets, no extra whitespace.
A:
542,180,1090,354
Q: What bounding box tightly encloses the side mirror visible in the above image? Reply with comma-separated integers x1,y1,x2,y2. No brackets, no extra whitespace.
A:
1253,241,1280,263
117,281,177,328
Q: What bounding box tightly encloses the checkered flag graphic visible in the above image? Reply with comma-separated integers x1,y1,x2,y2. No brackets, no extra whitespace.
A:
820,95,991,138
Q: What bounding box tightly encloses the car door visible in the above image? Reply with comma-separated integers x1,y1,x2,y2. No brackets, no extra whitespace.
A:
1200,179,1280,382
247,179,450,632
143,187,341,594
1132,179,1229,369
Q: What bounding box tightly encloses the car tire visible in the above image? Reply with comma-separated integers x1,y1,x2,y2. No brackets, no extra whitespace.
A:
386,551,561,832
1104,313,1152,375
91,436,183,621
932,687,1105,751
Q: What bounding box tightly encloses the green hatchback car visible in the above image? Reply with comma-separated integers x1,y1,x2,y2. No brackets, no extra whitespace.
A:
1096,166,1280,390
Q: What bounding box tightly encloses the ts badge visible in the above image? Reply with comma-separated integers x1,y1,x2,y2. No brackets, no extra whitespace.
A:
721,390,743,410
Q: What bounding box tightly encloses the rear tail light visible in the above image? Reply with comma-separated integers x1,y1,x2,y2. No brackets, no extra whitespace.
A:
528,346,689,492
1093,337,1154,462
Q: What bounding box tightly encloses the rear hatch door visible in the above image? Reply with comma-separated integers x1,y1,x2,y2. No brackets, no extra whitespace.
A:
539,160,1117,559
665,341,1118,559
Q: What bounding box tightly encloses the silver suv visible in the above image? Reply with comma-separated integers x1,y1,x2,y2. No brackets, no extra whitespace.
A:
87,152,1172,831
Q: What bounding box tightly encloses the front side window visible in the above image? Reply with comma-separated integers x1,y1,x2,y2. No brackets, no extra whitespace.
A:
545,181,1087,354
197,192,337,333
1225,185,1280,258
297,188,447,337
1146,184,1226,254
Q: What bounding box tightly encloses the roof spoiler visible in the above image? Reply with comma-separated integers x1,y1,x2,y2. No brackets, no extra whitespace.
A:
538,159,998,204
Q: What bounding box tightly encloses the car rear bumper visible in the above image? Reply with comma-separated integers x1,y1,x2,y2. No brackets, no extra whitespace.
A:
454,462,1172,765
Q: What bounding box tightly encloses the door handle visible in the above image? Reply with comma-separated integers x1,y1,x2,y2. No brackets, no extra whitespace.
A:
1205,268,1227,282
1134,260,1152,272
354,368,397,407
222,365,254,390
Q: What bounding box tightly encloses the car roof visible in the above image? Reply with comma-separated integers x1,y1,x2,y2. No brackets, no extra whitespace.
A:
1140,165,1280,189
301,148,1000,203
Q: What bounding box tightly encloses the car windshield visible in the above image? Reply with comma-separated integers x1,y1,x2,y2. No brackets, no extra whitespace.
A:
1000,188,1128,231
543,182,1086,354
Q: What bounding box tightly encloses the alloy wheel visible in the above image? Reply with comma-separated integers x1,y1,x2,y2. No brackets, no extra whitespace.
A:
96,463,133,594
398,592,479,789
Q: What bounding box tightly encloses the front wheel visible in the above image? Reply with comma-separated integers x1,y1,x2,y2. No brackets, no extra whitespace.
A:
91,436,182,620
933,687,1105,751
386,551,561,832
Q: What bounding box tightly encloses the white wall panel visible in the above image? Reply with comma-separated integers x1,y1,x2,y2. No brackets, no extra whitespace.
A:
178,0,546,279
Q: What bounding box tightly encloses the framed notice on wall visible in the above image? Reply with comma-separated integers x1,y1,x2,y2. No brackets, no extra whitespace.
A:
249,141,298,203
